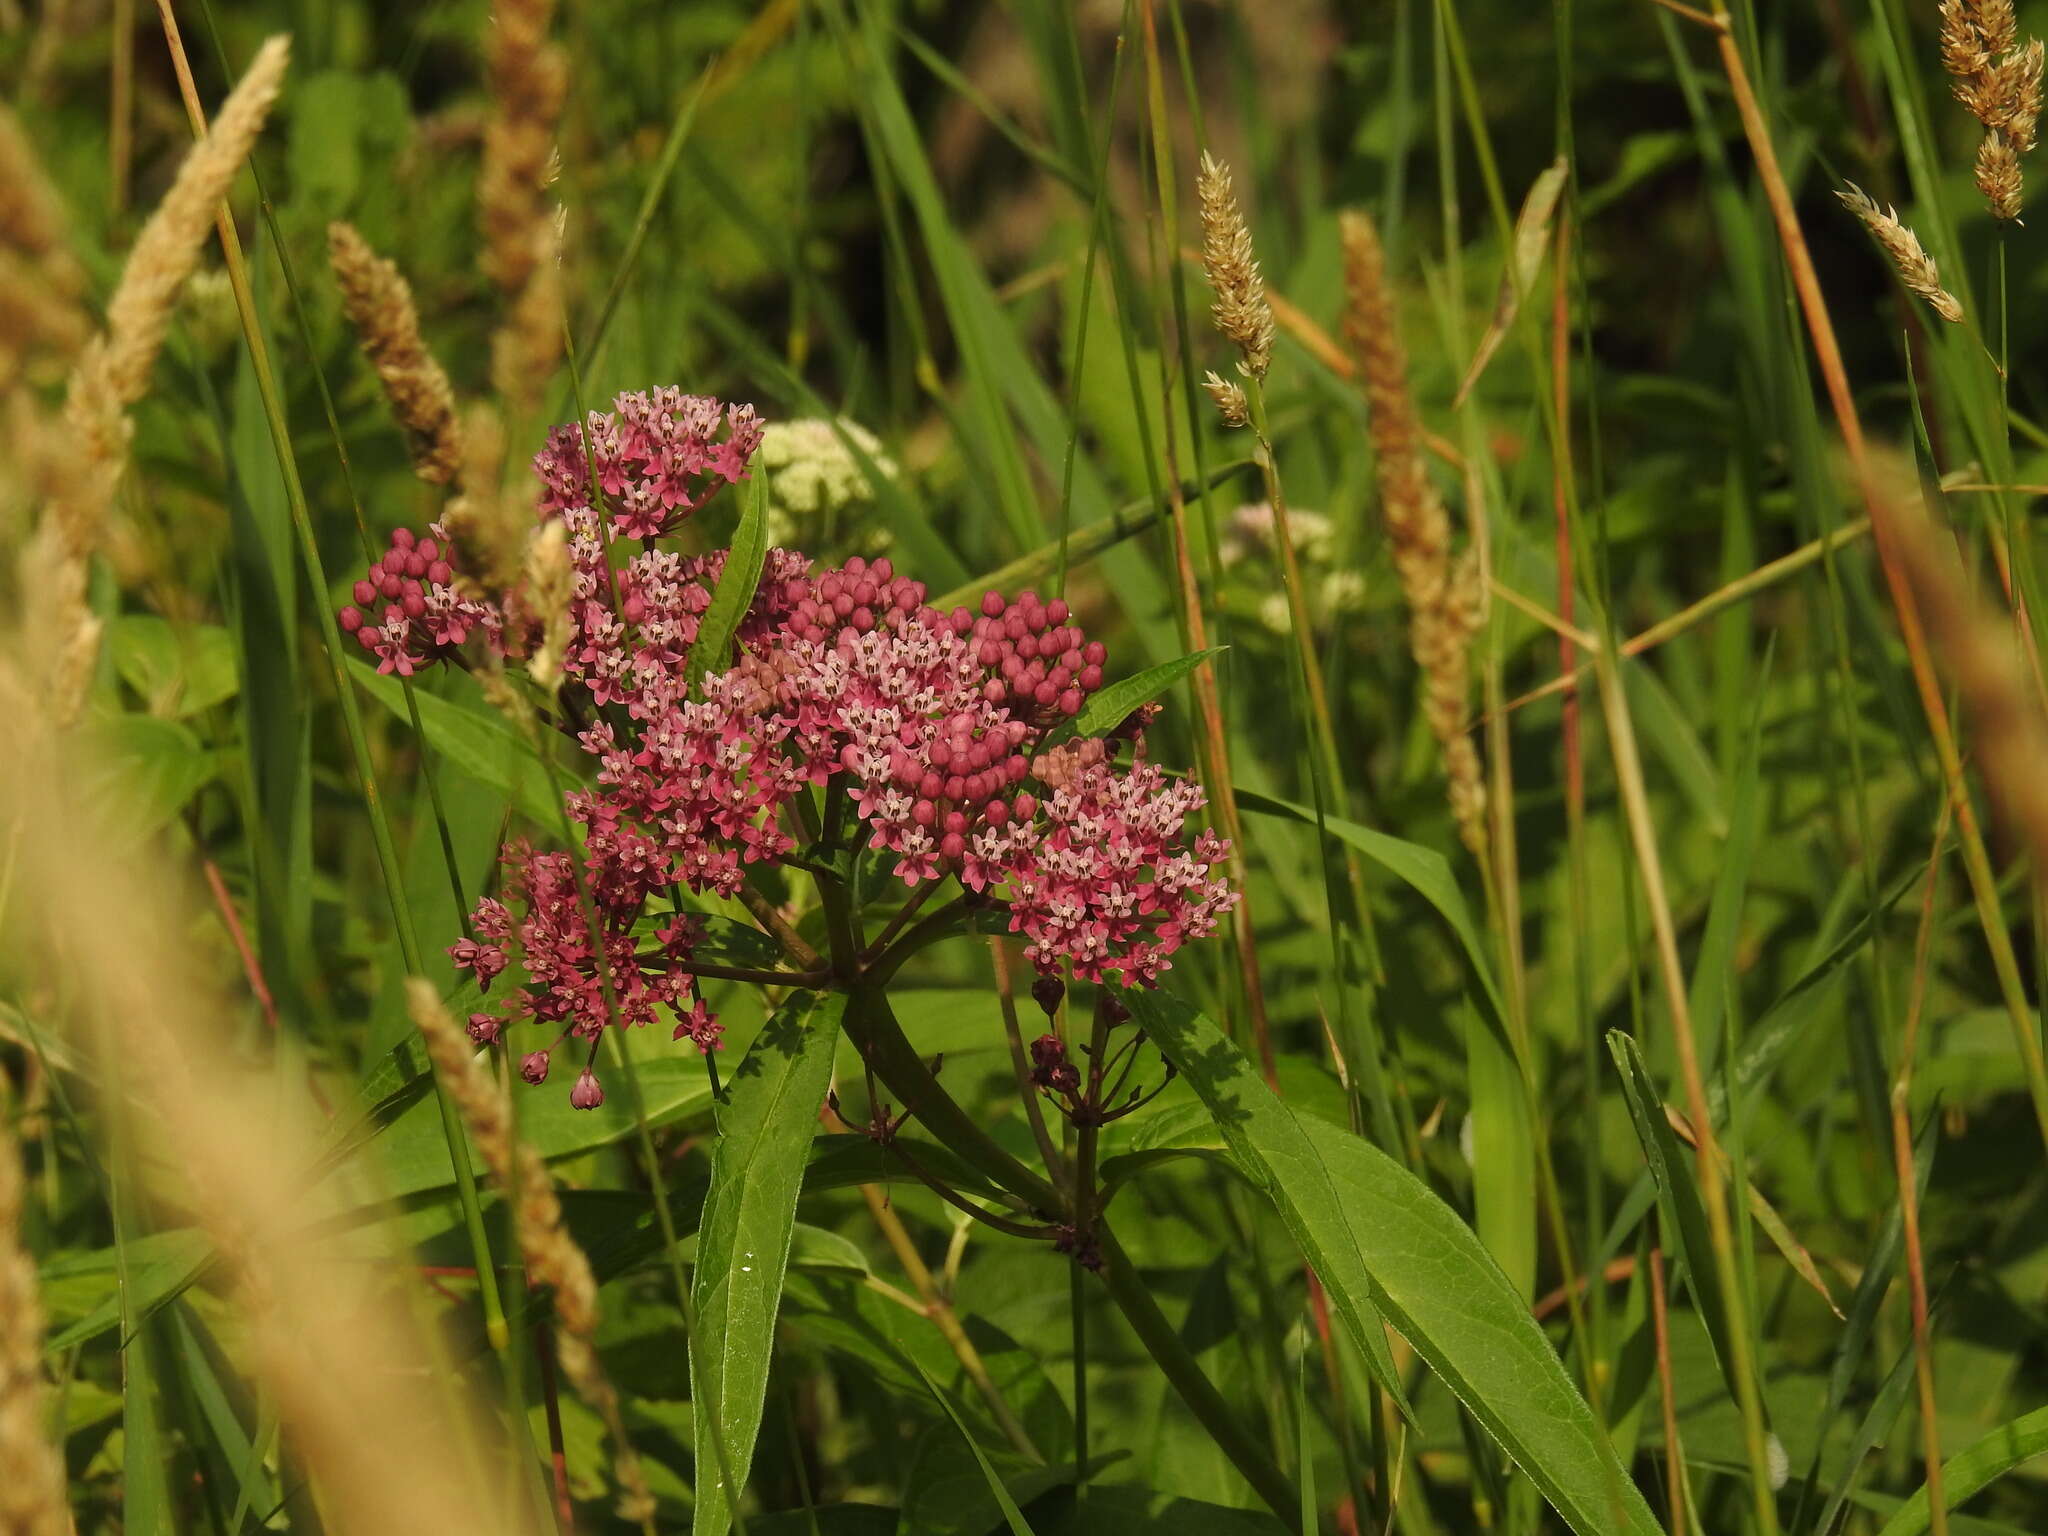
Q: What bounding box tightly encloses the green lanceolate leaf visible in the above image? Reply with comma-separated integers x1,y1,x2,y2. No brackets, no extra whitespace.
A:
1070,648,1225,737
693,472,771,698
692,990,846,1536
1129,990,1660,1536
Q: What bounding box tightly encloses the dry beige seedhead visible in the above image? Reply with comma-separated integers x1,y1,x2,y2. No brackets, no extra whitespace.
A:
1196,151,1275,384
1835,184,1965,322
1943,0,2042,218
407,982,656,1528
0,1118,65,1536
1201,369,1251,428
480,0,567,412
23,33,289,725
1339,208,1487,856
1,701,528,1535
328,221,465,486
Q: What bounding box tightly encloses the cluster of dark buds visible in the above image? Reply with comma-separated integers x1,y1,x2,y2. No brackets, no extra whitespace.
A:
345,386,1237,1108
1027,994,1174,1131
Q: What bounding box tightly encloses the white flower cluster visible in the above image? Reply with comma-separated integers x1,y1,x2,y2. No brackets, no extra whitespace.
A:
756,417,898,552
1219,501,1366,635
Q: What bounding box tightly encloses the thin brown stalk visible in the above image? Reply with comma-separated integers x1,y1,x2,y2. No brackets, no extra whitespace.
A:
327,221,464,486
1711,20,2048,1150
0,1111,65,1536
407,980,659,1533
1892,805,1953,1536
1592,639,1779,1531
856,1179,1042,1461
1648,1246,1687,1536
480,0,567,414
533,1319,576,1532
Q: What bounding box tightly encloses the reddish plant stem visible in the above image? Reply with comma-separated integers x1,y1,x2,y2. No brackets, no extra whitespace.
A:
535,1315,576,1532
1648,1246,1686,1536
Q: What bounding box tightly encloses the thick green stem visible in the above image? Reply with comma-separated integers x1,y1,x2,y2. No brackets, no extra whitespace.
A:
837,976,1296,1529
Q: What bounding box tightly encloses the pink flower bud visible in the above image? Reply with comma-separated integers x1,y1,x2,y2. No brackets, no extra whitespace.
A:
570,1068,605,1110
520,1051,550,1085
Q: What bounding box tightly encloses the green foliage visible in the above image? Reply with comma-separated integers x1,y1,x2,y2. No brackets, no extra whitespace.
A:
14,0,2048,1532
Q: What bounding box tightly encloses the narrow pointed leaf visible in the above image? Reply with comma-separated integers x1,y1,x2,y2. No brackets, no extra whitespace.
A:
1130,990,1658,1536
1453,156,1568,406
1071,648,1225,736
693,471,771,695
1876,1404,2048,1536
692,990,845,1536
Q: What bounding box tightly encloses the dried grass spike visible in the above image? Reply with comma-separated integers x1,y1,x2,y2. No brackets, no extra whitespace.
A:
1202,369,1250,428
1196,152,1274,379
1835,184,1965,322
522,517,574,691
328,222,464,485
480,0,567,412
1339,208,1487,855
100,34,289,407
406,981,655,1528
1977,129,2026,220
31,33,289,723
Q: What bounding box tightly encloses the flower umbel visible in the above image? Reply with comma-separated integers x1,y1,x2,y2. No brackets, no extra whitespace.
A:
441,388,1237,1104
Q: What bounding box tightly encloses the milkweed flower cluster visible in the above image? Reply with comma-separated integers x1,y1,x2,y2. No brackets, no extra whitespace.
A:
350,387,1236,1105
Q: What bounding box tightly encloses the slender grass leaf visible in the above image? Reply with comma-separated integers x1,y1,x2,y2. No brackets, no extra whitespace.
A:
912,1359,1039,1536
1817,1343,1920,1536
1127,993,1661,1536
1607,1032,1737,1397
1236,789,1510,1036
692,991,845,1536
1876,1402,2048,1536
1453,156,1568,406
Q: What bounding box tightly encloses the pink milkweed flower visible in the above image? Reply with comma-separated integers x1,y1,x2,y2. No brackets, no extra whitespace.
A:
520,1051,551,1085
570,1068,605,1110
